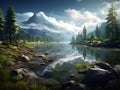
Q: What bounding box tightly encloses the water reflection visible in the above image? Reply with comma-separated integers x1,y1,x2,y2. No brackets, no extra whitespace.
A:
73,44,120,65
32,43,120,81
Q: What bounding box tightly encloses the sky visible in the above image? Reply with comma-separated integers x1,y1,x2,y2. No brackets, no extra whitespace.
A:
0,0,120,34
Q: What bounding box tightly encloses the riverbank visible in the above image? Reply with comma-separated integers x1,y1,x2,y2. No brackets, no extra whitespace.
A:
0,42,60,90
71,40,120,49
0,42,120,90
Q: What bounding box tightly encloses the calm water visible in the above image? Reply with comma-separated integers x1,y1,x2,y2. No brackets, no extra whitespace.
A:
29,42,120,82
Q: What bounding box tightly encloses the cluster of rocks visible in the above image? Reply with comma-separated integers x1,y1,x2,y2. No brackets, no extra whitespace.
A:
62,62,120,90
11,68,38,80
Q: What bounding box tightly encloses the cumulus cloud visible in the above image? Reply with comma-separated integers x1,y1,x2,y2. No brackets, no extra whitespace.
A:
16,12,34,23
65,9,104,32
77,0,82,2
18,11,81,35
98,1,120,19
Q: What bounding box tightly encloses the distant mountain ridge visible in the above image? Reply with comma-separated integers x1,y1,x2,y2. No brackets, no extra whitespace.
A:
20,12,75,41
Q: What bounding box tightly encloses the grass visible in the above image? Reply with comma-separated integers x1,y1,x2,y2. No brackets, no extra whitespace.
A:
0,67,60,90
75,62,96,73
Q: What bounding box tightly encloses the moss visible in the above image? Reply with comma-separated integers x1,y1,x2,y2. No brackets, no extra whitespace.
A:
75,62,95,73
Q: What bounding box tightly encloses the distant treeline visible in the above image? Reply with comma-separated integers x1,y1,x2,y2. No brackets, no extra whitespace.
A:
71,3,120,44
0,6,56,44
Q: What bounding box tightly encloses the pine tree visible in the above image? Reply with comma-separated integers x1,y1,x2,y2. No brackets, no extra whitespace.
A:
90,32,94,40
4,6,19,44
95,25,101,39
106,3,119,40
0,9,4,41
83,26,87,40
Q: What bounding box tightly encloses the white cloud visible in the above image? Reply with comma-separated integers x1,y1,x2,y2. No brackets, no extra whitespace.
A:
17,11,82,41
18,11,81,35
77,0,82,2
16,12,34,23
98,1,120,19
65,9,104,32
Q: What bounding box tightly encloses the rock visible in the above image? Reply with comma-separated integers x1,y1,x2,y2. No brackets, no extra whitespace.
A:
69,74,76,80
11,68,38,79
40,63,45,65
84,68,111,87
36,54,46,58
113,65,120,77
94,62,112,70
44,52,49,56
4,61,15,66
62,80,87,90
18,55,31,62
48,59,54,62
105,79,118,90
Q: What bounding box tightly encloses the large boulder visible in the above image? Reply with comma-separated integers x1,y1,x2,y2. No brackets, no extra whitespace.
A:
105,79,118,90
113,65,120,77
18,55,31,62
94,62,112,70
11,68,38,79
84,67,111,87
62,80,87,90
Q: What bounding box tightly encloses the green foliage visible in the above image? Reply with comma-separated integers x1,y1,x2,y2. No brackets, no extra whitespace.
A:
0,8,4,41
4,6,19,44
106,3,119,40
95,25,101,39
83,25,87,40
75,62,95,73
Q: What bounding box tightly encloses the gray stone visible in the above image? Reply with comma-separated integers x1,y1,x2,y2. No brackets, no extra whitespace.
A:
113,65,120,77
94,62,112,70
11,68,38,79
18,55,31,62
84,67,110,87
105,79,118,90
62,81,87,90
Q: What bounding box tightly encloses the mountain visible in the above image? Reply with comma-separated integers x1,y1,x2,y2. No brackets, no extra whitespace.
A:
99,22,106,33
20,12,75,41
23,13,41,24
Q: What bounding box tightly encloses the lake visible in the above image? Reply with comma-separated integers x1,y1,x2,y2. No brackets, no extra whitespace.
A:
27,42,120,83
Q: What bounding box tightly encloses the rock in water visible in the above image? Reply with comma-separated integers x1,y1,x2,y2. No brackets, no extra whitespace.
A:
113,65,120,77
18,55,31,62
84,68,110,87
62,80,87,90
94,62,112,70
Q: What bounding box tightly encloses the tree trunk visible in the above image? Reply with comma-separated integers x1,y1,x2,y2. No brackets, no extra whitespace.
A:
9,33,12,44
0,31,3,41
